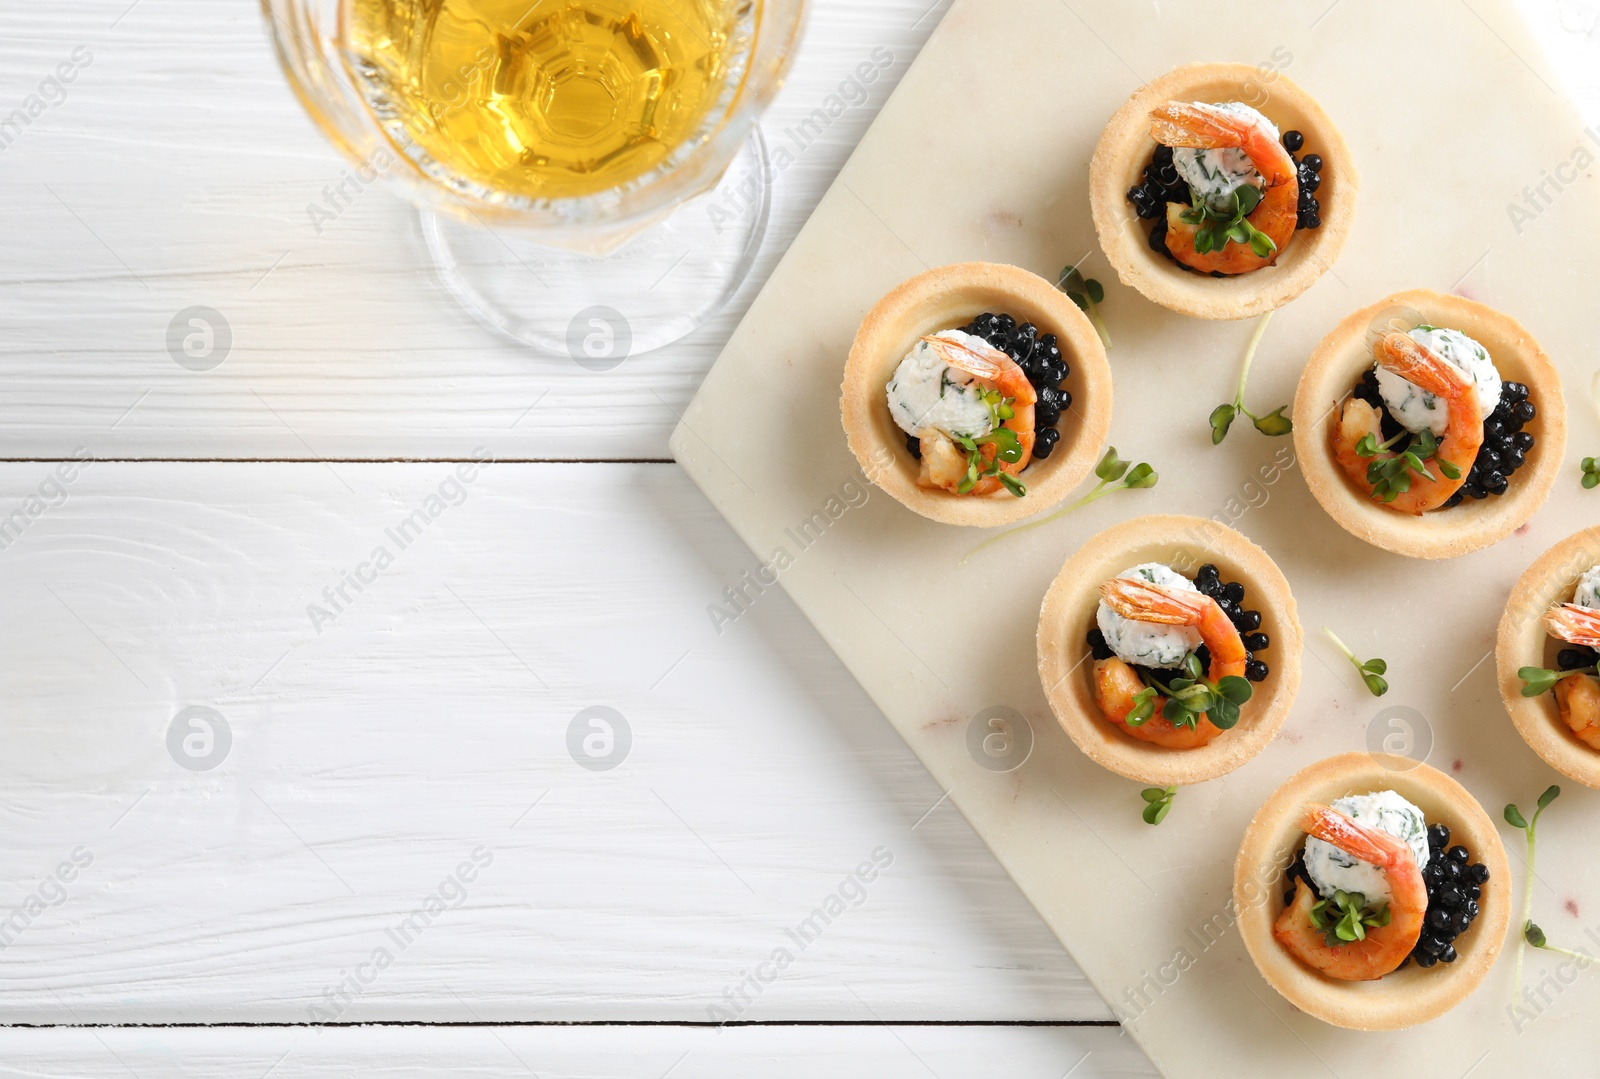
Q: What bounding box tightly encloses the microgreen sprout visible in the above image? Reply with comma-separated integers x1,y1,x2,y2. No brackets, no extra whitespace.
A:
1059,266,1111,349
1506,784,1562,1001
1308,889,1391,946
948,388,1025,497
959,447,1158,563
1140,785,1176,826
1582,457,1600,490
1354,427,1461,503
1323,626,1388,696
1518,663,1597,697
1130,651,1253,731
1179,184,1278,258
1209,311,1292,444
1523,919,1593,964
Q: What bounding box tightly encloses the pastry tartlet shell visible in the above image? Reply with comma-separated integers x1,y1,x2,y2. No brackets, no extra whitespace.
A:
1234,753,1511,1031
841,262,1113,527
1089,61,1358,320
1497,525,1600,788
1036,514,1302,785
1293,288,1566,559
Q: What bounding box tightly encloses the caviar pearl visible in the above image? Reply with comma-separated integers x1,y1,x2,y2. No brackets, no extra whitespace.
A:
1405,827,1487,969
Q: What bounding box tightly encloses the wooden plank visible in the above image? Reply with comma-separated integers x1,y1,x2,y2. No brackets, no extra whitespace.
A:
0,1025,1152,1078
0,0,951,461
0,460,1100,1022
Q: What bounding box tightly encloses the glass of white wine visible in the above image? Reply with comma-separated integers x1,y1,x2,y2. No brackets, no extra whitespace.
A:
263,0,807,356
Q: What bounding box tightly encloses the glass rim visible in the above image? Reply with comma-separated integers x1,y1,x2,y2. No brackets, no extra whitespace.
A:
261,0,808,234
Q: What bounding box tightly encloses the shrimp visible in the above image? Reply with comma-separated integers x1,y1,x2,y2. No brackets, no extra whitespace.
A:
1089,577,1248,746
1543,604,1600,750
1149,102,1298,276
917,335,1037,496
1272,804,1426,981
1331,332,1482,515
1545,604,1600,650
1092,656,1222,748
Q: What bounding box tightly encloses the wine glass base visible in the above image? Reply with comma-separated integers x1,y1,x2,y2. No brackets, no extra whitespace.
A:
420,131,773,362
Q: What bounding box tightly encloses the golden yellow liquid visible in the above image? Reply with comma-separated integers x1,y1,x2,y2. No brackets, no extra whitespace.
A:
345,0,744,200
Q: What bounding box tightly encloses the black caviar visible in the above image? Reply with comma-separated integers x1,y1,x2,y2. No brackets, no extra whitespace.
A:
1083,562,1269,685
1401,823,1488,968
1125,128,1324,274
1348,369,1537,507
1559,645,1600,672
900,312,1070,464
1285,823,1489,972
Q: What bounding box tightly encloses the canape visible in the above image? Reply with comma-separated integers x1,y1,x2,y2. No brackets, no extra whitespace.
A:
1089,62,1357,320
841,262,1112,526
1294,289,1565,558
1235,753,1510,1030
1037,514,1301,785
1498,525,1600,788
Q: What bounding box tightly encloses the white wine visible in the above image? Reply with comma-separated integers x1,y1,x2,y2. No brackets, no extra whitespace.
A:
345,0,747,201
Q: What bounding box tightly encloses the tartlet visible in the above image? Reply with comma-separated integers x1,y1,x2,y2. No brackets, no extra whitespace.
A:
841,262,1112,527
1293,289,1566,559
1037,514,1302,785
1497,525,1600,788
1235,753,1510,1030
1089,61,1357,320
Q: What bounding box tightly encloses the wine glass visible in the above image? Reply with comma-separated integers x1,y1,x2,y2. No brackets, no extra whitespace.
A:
262,0,807,357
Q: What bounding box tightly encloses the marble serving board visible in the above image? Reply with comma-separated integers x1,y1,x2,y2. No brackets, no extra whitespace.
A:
672,0,1600,1073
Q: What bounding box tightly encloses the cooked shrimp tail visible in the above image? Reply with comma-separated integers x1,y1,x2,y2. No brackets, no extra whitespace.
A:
1545,603,1600,650
1097,578,1247,679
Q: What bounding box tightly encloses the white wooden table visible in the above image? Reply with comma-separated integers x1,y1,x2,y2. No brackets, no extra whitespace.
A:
0,1,1587,1075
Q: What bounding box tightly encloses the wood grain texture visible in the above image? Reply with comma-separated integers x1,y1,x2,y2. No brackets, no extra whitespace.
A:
0,0,952,461
0,461,1098,1023
0,1025,1152,1078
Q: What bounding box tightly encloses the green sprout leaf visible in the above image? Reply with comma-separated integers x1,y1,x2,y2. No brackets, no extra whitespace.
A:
1124,463,1158,488
1209,404,1237,445
1252,406,1293,437
1583,458,1600,490
1095,447,1128,483
1209,312,1288,445
1519,663,1596,697
960,446,1159,563
1216,675,1254,706
1140,785,1177,826
1308,890,1389,948
1323,627,1389,697
1058,266,1112,349
1509,785,1569,1000
1127,687,1158,726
